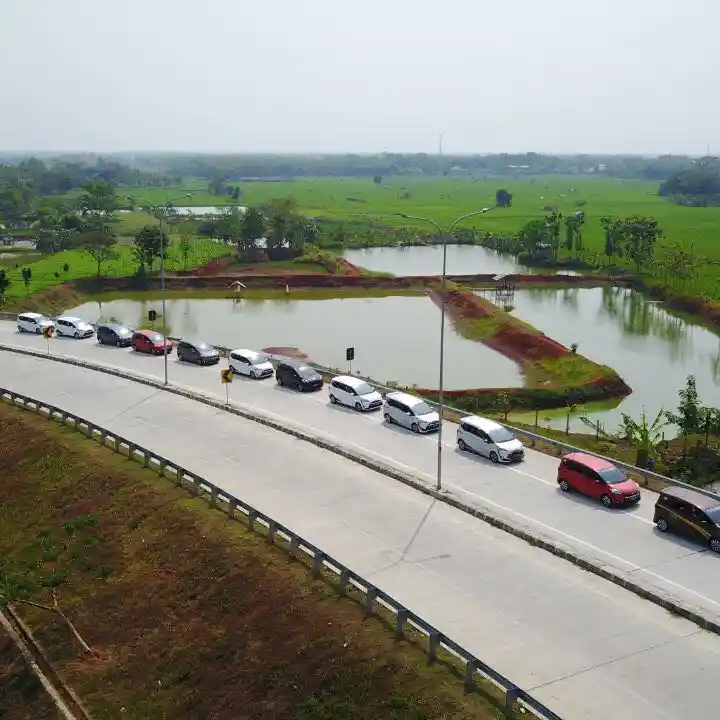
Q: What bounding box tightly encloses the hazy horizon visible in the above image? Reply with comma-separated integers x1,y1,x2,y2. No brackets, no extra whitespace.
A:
1,0,718,157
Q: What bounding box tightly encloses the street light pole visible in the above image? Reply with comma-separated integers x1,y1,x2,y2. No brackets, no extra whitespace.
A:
127,193,192,386
398,208,492,492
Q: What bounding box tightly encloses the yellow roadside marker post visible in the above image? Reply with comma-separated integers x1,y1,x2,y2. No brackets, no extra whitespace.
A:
43,325,54,354
220,368,233,404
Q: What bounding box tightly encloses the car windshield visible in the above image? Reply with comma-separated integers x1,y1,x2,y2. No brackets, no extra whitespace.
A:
411,401,433,416
251,353,268,364
298,366,317,378
489,427,515,444
596,466,627,484
354,381,374,395
150,334,164,343
196,343,212,351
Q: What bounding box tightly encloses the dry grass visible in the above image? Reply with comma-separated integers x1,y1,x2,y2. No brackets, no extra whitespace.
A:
0,402,508,720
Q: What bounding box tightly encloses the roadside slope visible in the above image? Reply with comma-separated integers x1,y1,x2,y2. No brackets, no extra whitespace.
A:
0,402,503,720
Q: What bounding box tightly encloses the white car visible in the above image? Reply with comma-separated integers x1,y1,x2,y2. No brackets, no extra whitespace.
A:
17,312,54,334
328,375,383,412
55,316,94,339
228,348,274,379
383,391,440,433
456,415,525,463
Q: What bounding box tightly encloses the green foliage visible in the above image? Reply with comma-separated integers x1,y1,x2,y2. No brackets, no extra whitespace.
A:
619,408,668,468
0,268,10,301
619,215,662,273
133,224,167,271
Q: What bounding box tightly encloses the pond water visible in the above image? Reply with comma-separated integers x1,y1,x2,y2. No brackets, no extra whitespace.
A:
482,286,720,434
66,295,523,391
343,245,529,276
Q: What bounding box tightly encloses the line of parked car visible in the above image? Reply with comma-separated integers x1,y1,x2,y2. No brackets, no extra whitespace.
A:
12,312,720,553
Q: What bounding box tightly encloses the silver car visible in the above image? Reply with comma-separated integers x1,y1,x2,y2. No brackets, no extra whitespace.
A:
456,415,524,463
383,391,440,433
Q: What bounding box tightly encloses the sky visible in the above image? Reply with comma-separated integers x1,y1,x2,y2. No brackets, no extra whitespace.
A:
0,0,718,156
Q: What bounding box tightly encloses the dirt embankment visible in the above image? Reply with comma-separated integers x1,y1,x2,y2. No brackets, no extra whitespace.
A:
0,403,502,720
641,282,720,329
421,288,631,411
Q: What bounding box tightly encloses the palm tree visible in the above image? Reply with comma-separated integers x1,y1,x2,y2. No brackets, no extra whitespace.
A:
619,408,668,469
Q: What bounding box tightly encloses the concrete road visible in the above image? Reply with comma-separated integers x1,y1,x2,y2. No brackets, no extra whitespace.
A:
1,351,720,719
2,324,719,626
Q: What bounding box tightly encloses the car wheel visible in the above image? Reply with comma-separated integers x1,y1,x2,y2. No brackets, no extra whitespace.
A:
384,413,392,425
296,382,303,392
656,518,669,533
178,352,184,362
709,538,720,554
17,326,23,332
489,451,499,464
115,339,121,347
74,331,79,339
354,402,362,411
329,394,337,404
277,375,283,386
458,438,468,451
35,327,41,334
250,370,257,379
411,423,419,433
601,494,613,508
559,479,570,492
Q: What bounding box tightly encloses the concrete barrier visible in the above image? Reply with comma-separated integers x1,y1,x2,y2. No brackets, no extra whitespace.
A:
2,341,720,639
0,385,562,720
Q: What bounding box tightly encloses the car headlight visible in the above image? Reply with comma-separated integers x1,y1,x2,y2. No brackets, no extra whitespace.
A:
419,421,427,428
611,488,622,495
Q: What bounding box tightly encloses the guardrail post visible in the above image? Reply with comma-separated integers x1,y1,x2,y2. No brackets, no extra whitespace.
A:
289,535,300,558
175,468,184,487
364,587,377,618
248,510,257,532
268,520,277,543
228,498,237,519
127,443,135,460
338,568,350,595
98,430,106,447
312,550,324,578
114,436,120,453
504,687,519,713
143,450,150,468
158,459,166,477
395,608,408,638
191,475,200,496
428,631,440,663
86,423,93,439
464,659,478,690
210,485,218,508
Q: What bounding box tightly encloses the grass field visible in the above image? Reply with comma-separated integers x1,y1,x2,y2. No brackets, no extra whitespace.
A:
1,238,232,305
0,401,507,720
114,176,720,295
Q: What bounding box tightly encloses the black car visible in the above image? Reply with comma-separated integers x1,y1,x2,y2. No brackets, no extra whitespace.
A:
654,486,720,553
276,359,323,392
97,323,133,347
176,340,220,365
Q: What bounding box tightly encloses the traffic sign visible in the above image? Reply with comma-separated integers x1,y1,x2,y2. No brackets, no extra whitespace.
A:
346,347,355,362
221,369,233,384
42,326,54,339
148,310,157,322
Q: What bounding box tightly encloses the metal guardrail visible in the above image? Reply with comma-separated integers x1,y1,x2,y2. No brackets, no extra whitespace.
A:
0,310,714,500
0,386,562,720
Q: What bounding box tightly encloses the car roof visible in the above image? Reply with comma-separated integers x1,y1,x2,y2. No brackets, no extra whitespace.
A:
279,357,311,368
460,414,505,433
661,486,720,510
386,391,427,406
564,452,616,471
231,348,264,357
333,375,370,388
135,328,160,336
181,339,212,347
20,311,45,318
100,322,128,331
57,315,82,322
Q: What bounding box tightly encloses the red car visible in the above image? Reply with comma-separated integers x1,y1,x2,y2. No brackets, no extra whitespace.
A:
131,330,174,355
557,452,641,507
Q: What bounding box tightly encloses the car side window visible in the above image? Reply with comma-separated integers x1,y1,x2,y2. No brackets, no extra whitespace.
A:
460,421,473,433
386,399,397,410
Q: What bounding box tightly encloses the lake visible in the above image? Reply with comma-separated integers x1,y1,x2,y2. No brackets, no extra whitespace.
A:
343,245,529,276
484,285,720,434
66,295,523,391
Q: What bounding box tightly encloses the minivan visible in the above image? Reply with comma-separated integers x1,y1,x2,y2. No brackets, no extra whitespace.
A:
383,391,440,433
228,349,274,379
55,316,94,339
329,375,383,412
17,312,54,334
275,359,323,392
456,415,524,463
176,340,220,365
97,323,133,347
557,452,641,507
654,486,720,553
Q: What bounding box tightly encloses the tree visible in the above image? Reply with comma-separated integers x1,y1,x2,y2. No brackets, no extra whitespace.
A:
179,233,191,270
619,408,667,468
545,209,562,260
518,219,549,256
495,188,512,208
600,215,623,265
77,231,118,275
78,180,119,232
619,215,662,274
133,225,166,271
21,266,32,292
0,269,10,303
564,211,585,257
240,207,265,254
